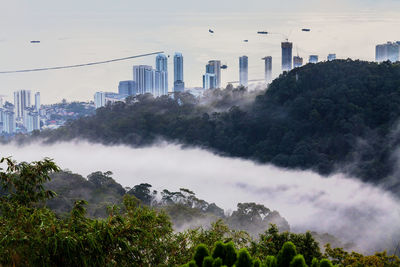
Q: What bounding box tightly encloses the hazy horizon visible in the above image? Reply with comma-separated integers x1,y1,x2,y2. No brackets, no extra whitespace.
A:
1,0,400,104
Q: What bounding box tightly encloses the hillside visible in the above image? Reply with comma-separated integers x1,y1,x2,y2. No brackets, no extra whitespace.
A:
34,60,400,190
45,170,290,236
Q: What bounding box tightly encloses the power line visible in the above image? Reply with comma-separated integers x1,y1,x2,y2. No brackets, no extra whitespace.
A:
0,51,164,74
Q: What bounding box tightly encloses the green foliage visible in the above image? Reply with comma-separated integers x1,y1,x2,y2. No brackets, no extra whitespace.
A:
253,258,262,267
203,256,214,267
213,241,226,259
251,225,321,265
227,203,289,235
265,255,278,267
127,183,157,205
311,258,319,267
236,248,253,267
224,242,238,267
289,255,307,267
212,257,223,267
46,170,125,217
194,244,210,267
2,158,399,267
0,158,177,266
277,242,298,267
0,157,59,206
319,259,332,267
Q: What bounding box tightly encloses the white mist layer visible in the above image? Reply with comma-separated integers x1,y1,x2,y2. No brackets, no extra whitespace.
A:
3,141,400,252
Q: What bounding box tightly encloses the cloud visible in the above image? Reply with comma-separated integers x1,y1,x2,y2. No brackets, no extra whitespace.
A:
0,140,399,252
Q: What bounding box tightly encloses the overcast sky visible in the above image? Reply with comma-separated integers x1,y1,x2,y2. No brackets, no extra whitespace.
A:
0,0,399,103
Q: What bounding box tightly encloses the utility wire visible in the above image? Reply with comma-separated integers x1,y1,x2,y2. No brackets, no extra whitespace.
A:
0,51,164,74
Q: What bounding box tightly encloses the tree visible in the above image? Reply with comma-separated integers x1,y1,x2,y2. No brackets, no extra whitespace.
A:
265,255,278,267
212,258,223,267
318,259,332,267
236,248,253,267
194,244,210,267
0,157,59,206
127,183,156,205
203,256,214,267
212,241,226,260
289,255,307,267
277,242,298,267
224,242,237,267
310,258,319,267
253,259,262,267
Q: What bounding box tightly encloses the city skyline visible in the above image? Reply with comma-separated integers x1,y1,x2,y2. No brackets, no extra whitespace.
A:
0,1,399,103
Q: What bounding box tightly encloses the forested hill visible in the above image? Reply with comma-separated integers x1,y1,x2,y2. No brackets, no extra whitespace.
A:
34,60,400,191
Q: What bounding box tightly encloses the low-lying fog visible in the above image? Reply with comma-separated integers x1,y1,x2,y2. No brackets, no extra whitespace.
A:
3,141,400,252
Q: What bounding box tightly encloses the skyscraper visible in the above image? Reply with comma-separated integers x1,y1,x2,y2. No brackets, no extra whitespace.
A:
23,107,40,132
309,55,318,64
203,60,222,90
281,42,293,72
174,52,184,92
239,56,248,87
34,92,40,112
2,110,16,134
118,81,137,96
133,65,155,94
293,56,303,68
154,70,168,96
262,56,272,83
156,53,168,72
94,92,106,109
14,90,31,119
327,54,336,61
203,73,216,90
376,42,400,62
156,53,168,95
207,60,221,88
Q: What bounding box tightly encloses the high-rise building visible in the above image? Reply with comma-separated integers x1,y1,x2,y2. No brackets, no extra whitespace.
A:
133,65,155,95
327,54,336,61
239,56,248,87
174,52,185,92
281,42,293,72
2,110,16,134
206,60,221,88
23,108,40,132
94,92,106,109
293,56,303,68
34,92,40,112
202,60,221,90
262,56,272,83
203,73,216,90
13,90,31,119
376,42,400,62
309,55,318,64
156,53,168,95
118,81,137,96
156,53,168,72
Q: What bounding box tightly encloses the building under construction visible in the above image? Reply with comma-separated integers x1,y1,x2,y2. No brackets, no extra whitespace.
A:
281,42,293,72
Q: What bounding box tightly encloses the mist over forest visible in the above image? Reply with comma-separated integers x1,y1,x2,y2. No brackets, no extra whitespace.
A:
3,60,400,265
19,60,400,192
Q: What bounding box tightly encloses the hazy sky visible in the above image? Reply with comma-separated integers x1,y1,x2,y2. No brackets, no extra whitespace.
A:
1,0,400,103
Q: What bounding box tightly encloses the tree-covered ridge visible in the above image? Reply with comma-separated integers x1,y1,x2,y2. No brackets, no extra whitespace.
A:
44,170,290,236
31,60,400,190
0,158,398,266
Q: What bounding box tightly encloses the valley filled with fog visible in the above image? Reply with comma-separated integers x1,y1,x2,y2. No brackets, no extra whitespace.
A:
3,140,400,252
